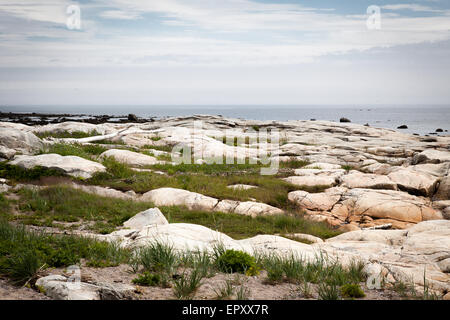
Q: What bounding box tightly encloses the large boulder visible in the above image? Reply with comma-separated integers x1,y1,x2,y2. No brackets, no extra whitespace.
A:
9,154,106,179
99,149,158,167
35,274,135,300
123,208,168,230
412,149,450,164
387,167,439,196
141,188,218,211
35,275,100,300
0,127,43,154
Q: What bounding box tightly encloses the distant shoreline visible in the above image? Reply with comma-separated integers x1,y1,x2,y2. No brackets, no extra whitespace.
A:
1,109,448,137
0,111,155,125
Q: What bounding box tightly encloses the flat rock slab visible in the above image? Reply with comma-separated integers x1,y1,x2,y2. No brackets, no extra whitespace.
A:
9,154,106,179
320,220,450,294
227,184,258,190
283,175,337,188
36,274,135,300
100,149,158,167
340,171,397,190
289,188,442,225
141,187,283,217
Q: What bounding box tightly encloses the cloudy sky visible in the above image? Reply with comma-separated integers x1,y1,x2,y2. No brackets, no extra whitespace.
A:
0,0,449,106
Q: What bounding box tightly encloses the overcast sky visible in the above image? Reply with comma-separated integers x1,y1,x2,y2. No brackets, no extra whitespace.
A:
0,0,449,106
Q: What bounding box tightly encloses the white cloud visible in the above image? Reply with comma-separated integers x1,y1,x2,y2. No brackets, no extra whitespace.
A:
0,0,449,69
382,4,442,13
99,10,142,20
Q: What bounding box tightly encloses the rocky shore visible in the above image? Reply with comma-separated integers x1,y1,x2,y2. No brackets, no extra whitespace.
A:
0,114,449,300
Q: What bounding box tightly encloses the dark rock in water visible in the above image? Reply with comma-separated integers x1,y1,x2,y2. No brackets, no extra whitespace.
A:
340,117,351,123
310,119,316,121
397,125,408,129
364,123,370,127
413,133,419,136
128,114,138,121
436,128,443,132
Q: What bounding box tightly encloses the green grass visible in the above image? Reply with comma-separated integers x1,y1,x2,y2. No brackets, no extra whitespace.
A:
0,219,130,285
258,253,367,288
318,282,340,300
279,158,310,169
216,250,258,275
172,268,204,300
214,279,235,300
0,162,66,182
161,206,340,240
14,185,154,234
141,145,174,153
89,158,315,210
340,284,365,298
39,143,107,160
132,272,161,287
8,183,339,239
35,130,101,140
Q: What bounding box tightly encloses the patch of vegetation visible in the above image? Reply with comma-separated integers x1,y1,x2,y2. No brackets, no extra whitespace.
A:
279,158,310,169
161,206,340,240
89,158,316,210
35,130,100,140
40,143,107,160
341,165,354,172
259,253,367,288
8,183,339,240
132,272,161,287
141,145,174,153
235,284,251,300
0,219,130,285
150,162,266,175
15,186,154,234
133,241,178,276
340,284,365,298
214,279,235,300
216,250,258,275
172,268,204,300
0,193,10,216
0,162,65,182
318,282,340,300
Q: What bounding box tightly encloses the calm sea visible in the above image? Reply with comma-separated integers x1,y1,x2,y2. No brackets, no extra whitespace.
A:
2,105,449,136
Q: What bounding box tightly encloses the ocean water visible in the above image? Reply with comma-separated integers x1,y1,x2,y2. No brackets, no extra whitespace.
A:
2,105,449,136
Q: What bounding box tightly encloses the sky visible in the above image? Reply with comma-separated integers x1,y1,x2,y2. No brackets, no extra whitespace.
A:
0,0,449,106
